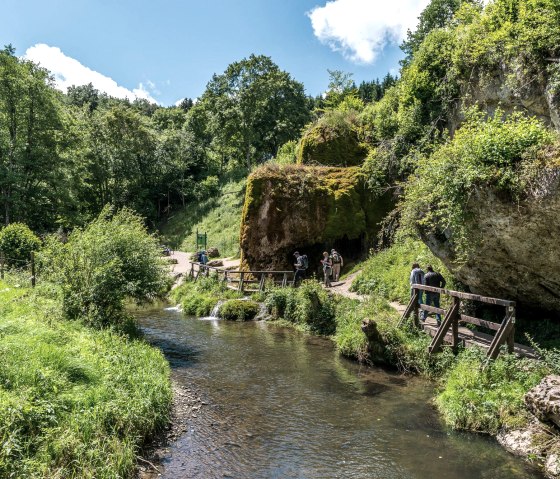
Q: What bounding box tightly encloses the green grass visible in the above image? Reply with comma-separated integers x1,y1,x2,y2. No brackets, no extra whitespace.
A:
219,299,260,321
0,278,171,478
160,179,246,257
351,236,453,303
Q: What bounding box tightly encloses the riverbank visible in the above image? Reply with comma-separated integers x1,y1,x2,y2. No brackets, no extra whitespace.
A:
0,277,172,478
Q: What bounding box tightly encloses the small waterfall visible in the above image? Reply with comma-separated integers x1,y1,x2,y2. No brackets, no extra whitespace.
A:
200,300,225,320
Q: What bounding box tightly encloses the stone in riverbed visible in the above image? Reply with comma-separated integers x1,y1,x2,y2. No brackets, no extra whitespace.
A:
525,375,560,428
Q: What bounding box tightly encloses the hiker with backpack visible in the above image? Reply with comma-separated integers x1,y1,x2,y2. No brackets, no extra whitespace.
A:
321,251,332,287
422,265,447,326
330,249,343,282
293,251,308,287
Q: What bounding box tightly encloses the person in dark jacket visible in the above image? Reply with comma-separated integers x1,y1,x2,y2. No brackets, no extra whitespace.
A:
409,262,425,305
422,265,446,325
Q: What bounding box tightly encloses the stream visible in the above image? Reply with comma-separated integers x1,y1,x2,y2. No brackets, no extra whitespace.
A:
137,306,541,479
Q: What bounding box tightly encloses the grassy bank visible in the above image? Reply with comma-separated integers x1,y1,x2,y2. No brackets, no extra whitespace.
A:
0,278,171,478
161,178,245,257
170,277,242,316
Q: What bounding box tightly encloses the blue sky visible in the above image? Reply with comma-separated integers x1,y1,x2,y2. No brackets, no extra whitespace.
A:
2,0,429,105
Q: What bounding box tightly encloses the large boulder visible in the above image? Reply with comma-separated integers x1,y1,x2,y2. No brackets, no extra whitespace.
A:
525,375,560,428
240,165,392,271
422,180,560,313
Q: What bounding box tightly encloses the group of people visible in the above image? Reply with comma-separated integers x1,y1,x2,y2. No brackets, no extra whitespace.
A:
410,262,446,325
293,249,344,287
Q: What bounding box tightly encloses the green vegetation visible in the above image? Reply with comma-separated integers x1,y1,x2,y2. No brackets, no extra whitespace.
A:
38,207,169,328
351,236,453,303
264,281,336,335
219,299,261,321
171,277,241,316
403,111,556,258
161,178,245,256
0,222,41,267
0,278,171,478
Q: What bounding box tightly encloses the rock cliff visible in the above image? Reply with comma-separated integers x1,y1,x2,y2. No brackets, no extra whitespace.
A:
422,171,560,312
240,164,392,271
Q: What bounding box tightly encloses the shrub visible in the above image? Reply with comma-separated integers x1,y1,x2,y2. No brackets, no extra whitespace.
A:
219,299,260,321
0,222,41,267
265,281,336,335
171,276,241,316
39,206,168,327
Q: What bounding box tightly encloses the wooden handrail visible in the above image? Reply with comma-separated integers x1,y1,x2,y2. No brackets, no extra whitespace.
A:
189,262,293,275
411,283,515,307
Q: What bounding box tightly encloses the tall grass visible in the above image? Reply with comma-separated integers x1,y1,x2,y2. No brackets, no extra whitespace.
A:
161,179,245,257
0,278,171,478
351,237,452,303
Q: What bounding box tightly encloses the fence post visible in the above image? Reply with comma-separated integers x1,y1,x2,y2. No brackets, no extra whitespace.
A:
451,297,460,353
282,273,287,288
0,251,4,280
259,273,265,292
238,272,245,293
31,252,36,288
412,287,419,328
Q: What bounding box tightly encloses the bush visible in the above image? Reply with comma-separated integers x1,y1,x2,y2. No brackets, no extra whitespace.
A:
0,222,41,267
171,276,241,316
265,281,336,335
219,299,260,321
39,206,168,327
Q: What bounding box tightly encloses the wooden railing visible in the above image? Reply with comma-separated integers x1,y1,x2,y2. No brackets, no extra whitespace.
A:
188,262,295,293
400,284,517,359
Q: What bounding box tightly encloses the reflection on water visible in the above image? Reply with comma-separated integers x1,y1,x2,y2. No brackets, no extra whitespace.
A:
137,307,541,479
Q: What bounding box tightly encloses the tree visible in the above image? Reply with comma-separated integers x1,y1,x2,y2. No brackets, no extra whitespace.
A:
66,83,100,112
197,54,311,169
178,97,194,112
401,0,478,63
324,70,357,109
0,46,66,228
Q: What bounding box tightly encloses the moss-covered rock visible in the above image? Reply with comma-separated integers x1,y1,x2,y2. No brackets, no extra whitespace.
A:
240,164,393,271
297,110,368,167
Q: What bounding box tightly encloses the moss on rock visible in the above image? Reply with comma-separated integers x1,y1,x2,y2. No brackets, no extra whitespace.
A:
240,164,392,270
297,110,368,167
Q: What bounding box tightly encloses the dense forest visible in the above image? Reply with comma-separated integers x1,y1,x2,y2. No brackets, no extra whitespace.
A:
0,44,395,231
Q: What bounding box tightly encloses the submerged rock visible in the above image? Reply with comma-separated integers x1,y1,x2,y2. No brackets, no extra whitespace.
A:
496,420,543,457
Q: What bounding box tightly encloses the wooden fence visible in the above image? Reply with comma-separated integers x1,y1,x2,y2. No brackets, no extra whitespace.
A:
400,284,526,359
189,262,295,293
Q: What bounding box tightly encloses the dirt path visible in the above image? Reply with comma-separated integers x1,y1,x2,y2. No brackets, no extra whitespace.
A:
326,270,367,301
167,251,240,286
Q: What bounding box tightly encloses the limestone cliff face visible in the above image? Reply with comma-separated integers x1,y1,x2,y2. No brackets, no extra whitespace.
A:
240,165,391,271
451,64,560,134
422,172,560,312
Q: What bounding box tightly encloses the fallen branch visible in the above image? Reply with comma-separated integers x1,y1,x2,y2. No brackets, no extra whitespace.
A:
136,455,162,474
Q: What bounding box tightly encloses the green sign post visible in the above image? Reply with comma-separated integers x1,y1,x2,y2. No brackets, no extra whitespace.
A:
196,229,207,251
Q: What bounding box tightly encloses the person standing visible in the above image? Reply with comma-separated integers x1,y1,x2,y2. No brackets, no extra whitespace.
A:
321,251,332,287
293,251,308,287
410,262,425,305
330,249,344,282
423,265,446,325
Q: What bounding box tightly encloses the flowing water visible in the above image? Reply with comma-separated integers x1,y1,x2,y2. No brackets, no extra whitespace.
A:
137,307,541,479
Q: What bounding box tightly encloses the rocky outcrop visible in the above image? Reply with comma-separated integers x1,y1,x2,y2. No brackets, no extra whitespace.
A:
297,110,368,167
526,376,560,429
451,63,560,134
422,175,560,312
240,164,392,271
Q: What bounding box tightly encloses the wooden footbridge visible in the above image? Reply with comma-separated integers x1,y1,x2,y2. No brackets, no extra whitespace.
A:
400,284,536,359
189,262,295,293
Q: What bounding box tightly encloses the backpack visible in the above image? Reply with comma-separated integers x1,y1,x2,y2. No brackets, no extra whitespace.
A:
332,253,341,264
300,254,308,270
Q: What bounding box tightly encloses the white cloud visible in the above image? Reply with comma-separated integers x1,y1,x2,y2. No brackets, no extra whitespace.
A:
24,44,158,103
308,0,431,64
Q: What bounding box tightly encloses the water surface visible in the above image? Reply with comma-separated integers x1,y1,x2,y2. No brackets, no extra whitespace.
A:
138,307,540,479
